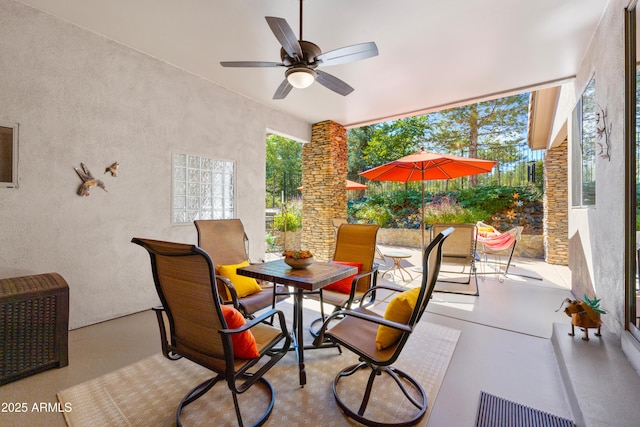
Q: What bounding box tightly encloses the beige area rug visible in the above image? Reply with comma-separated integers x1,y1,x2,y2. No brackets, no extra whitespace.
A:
58,321,460,427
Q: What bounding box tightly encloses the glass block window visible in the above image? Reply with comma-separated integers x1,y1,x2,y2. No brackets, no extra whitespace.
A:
172,152,235,224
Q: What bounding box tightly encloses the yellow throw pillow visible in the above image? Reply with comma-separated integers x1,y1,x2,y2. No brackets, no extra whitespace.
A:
218,261,262,299
375,287,420,350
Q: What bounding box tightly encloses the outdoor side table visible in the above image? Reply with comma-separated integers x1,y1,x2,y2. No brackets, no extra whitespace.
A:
381,251,414,281
0,273,69,385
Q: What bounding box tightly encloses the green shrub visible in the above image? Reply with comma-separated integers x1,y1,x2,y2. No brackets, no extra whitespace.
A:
456,185,541,213
273,211,300,231
423,196,488,226
352,204,393,227
348,185,541,230
265,233,277,249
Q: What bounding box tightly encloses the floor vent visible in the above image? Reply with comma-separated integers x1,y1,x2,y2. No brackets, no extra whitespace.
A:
476,391,575,427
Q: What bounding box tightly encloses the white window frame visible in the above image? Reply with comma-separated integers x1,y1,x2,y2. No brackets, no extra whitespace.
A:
0,120,19,188
171,152,235,225
571,77,597,207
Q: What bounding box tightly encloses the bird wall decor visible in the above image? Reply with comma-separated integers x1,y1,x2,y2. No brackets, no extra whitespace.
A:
104,161,119,177
74,163,107,197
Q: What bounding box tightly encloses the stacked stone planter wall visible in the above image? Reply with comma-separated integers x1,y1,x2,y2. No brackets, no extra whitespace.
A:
271,227,544,259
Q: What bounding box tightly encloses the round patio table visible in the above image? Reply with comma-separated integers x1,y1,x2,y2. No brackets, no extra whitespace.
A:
381,251,413,281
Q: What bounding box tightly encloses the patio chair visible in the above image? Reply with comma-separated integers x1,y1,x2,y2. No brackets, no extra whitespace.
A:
332,218,385,267
195,219,288,318
308,223,380,334
431,223,479,295
476,223,525,283
312,227,453,426
131,237,291,427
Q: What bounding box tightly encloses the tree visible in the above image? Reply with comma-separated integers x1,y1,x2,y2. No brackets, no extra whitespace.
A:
347,125,376,176
348,116,431,175
361,115,430,169
266,134,302,207
425,94,529,186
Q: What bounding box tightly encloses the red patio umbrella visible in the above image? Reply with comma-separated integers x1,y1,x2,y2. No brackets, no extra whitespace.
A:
359,148,497,248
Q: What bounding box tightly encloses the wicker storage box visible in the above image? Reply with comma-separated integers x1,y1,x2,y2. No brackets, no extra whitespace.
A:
0,273,69,385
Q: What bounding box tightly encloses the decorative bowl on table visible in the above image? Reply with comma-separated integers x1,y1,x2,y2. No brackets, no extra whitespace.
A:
282,250,314,269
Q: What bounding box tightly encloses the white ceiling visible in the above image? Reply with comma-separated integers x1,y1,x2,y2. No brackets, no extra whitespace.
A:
16,0,608,128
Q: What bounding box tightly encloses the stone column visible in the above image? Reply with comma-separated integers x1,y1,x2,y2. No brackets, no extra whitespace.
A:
301,121,347,261
544,139,569,265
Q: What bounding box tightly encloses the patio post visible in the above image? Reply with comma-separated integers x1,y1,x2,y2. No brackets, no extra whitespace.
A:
301,120,348,261
543,139,569,265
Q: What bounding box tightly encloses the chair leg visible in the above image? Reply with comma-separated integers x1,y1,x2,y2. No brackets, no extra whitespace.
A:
177,376,220,427
232,391,243,427
176,375,275,427
332,362,427,427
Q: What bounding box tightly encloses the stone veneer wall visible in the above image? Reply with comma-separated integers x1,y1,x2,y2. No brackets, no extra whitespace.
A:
301,121,348,261
543,139,569,265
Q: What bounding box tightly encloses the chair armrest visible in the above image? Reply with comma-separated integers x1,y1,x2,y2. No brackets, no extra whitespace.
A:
359,283,405,306
352,265,378,282
151,306,181,360
342,264,379,304
216,275,240,310
220,308,289,337
312,307,412,347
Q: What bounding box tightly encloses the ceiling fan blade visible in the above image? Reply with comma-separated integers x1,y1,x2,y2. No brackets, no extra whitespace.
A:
265,16,303,60
273,79,293,100
315,42,379,67
315,70,354,96
220,61,284,67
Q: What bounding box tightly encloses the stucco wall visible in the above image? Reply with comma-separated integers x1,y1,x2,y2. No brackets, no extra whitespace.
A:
564,0,627,335
0,0,310,328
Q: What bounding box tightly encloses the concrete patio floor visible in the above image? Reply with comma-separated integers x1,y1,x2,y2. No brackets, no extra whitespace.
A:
1,244,639,426
374,244,640,427
375,244,575,426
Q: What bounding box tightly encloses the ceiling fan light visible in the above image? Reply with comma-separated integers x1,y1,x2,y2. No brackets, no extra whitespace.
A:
286,68,316,89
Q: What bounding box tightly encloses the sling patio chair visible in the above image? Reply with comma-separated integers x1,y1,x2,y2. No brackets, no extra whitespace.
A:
195,219,289,318
312,227,453,426
131,238,291,427
476,222,534,282
308,223,381,335
430,223,479,296
332,218,386,268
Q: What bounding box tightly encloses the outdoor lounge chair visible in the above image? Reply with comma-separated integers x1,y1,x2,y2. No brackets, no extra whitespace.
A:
476,222,526,282
431,223,479,295
195,219,289,318
313,227,453,426
131,238,291,427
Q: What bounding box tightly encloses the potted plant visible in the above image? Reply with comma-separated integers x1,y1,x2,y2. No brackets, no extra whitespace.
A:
282,249,314,269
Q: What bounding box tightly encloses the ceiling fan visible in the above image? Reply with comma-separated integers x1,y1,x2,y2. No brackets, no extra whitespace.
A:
220,0,378,100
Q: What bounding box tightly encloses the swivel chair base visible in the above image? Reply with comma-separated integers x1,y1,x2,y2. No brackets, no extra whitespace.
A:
177,375,274,427
332,361,427,427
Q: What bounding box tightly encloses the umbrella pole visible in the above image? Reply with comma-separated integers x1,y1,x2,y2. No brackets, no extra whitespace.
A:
421,180,425,251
